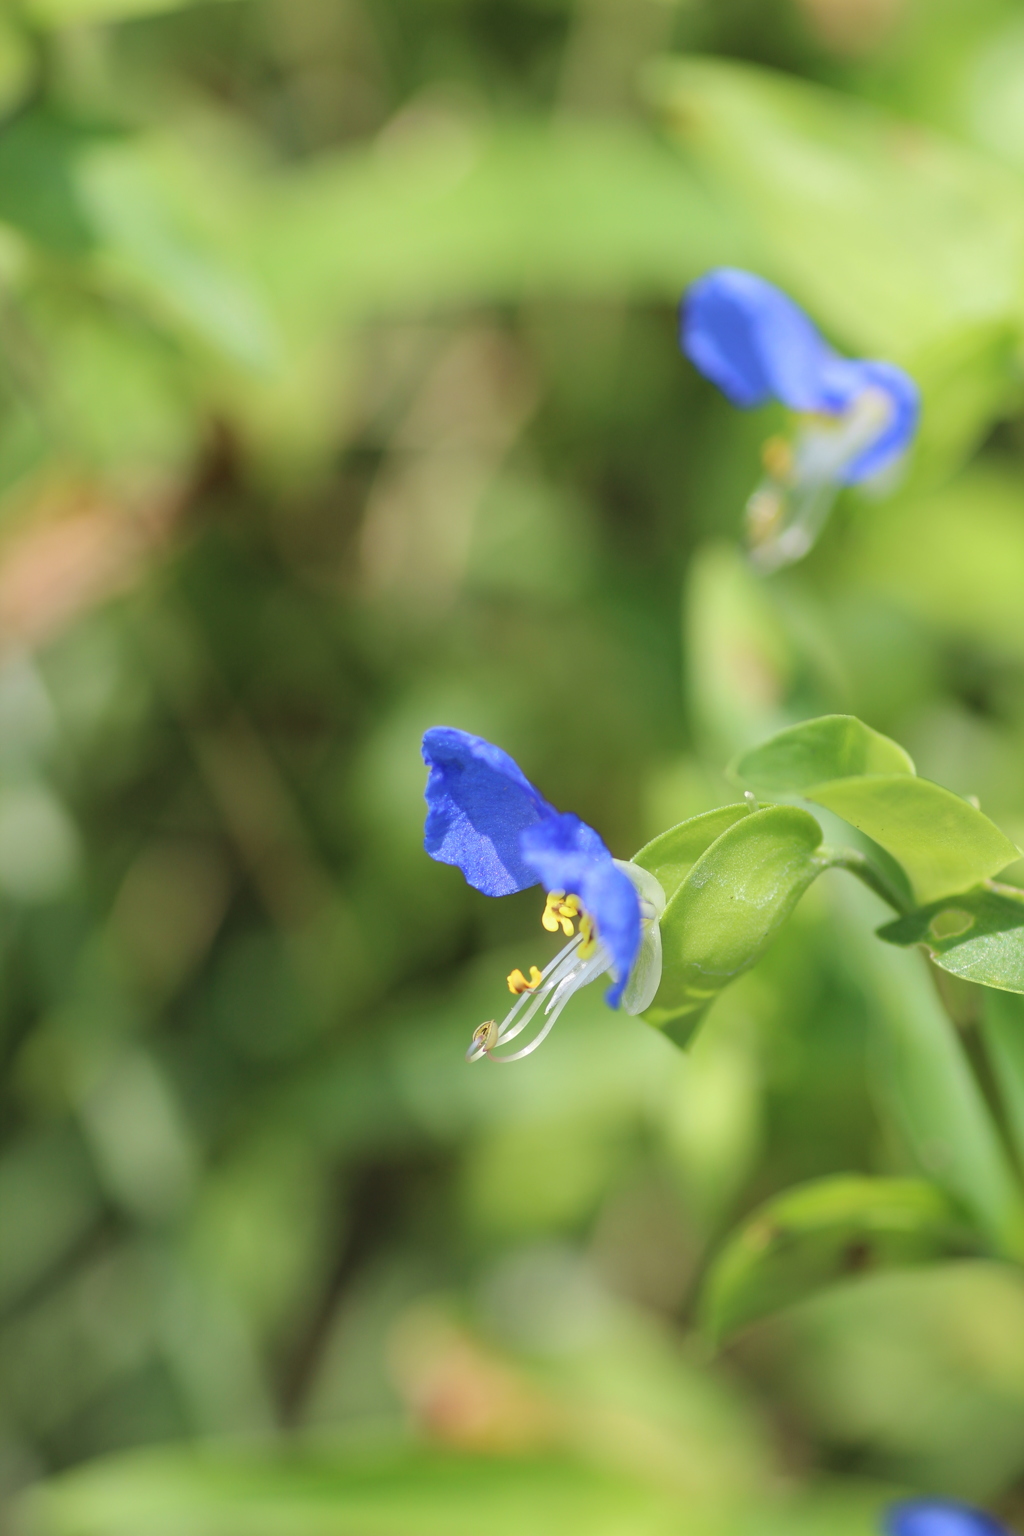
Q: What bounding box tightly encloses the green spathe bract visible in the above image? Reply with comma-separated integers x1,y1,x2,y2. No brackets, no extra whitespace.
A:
636,804,826,1047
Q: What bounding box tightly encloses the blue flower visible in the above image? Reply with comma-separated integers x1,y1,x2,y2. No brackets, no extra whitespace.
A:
681,268,919,569
422,726,665,1062
885,1502,1010,1536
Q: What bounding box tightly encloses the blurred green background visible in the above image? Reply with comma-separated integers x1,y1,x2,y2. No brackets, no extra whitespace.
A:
8,0,1024,1531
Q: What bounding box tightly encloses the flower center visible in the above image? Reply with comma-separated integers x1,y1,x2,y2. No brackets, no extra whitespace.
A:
541,890,581,935
506,890,597,996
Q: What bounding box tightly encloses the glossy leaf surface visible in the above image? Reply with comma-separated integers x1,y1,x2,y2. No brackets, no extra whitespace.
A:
734,716,1019,904
644,806,825,1046
632,804,751,905
700,1175,964,1344
731,715,914,792
878,883,1024,992
809,777,1019,905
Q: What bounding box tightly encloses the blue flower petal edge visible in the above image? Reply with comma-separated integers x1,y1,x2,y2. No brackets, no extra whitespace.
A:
422,726,557,897
422,727,641,1005
681,267,919,482
886,1501,1012,1536
520,813,641,1008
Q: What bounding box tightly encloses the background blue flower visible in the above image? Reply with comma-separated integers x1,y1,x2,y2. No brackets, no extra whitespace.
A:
886,1501,1011,1536
681,267,919,482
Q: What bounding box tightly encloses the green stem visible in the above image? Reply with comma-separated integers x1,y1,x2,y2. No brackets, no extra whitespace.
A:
818,847,911,915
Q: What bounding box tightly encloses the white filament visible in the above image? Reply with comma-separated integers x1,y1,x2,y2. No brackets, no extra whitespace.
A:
748,387,893,573
467,860,667,1064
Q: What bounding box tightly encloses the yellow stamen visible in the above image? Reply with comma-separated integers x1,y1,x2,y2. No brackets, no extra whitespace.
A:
577,913,596,959
541,890,581,937
507,965,543,996
761,434,794,483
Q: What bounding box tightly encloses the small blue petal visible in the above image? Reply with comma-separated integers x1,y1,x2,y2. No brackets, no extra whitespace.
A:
886,1502,1010,1536
681,268,837,412
422,727,556,897
681,268,919,483
520,813,641,1008
838,358,920,482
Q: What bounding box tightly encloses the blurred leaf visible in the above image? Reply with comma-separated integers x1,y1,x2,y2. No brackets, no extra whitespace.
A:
878,882,1024,992
735,715,1019,904
0,111,101,254
25,0,231,25
0,14,33,117
731,715,915,792
981,989,1024,1172
79,143,277,369
652,56,1024,477
836,880,1024,1259
16,1438,900,1536
19,1447,716,1536
847,462,1024,656
684,543,794,762
700,1174,966,1344
632,803,750,904
755,1261,1024,1500
644,806,826,1046
255,119,743,331
0,1128,102,1311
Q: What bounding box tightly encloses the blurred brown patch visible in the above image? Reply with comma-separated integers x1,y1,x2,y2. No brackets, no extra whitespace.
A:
0,482,178,659
388,1303,557,1454
795,0,906,56
358,327,537,613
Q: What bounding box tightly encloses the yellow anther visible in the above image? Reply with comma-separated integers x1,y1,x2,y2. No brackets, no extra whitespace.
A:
542,890,581,937
761,435,794,482
507,965,543,996
578,913,597,959
472,1019,499,1052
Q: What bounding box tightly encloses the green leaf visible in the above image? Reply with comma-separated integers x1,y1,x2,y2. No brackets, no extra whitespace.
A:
847,463,1024,659
807,777,1019,906
632,804,751,905
256,121,740,333
878,882,1024,992
18,1447,710,1536
981,990,1024,1175
0,111,101,255
25,0,233,26
79,143,278,370
0,15,32,118
734,715,1019,904
650,56,1024,358
684,542,795,764
644,806,826,1047
700,1175,966,1344
834,881,1024,1260
731,714,915,792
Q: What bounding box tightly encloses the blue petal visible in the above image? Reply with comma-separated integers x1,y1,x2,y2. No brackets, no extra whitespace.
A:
836,358,920,483
681,268,919,483
681,268,837,412
422,727,556,897
886,1503,1010,1536
520,813,640,1008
